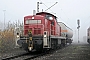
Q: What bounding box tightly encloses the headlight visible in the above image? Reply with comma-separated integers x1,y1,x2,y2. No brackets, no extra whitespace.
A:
17,35,20,38
28,47,32,51
44,35,46,37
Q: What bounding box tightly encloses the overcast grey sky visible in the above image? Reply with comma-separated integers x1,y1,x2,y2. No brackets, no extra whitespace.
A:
0,0,90,43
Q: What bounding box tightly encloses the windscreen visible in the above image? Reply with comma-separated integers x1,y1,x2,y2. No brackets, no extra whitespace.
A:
25,20,41,24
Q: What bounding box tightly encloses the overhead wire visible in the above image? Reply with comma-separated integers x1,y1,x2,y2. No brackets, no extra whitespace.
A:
80,16,90,29
44,2,58,11
38,0,57,14
38,0,70,23
61,9,70,20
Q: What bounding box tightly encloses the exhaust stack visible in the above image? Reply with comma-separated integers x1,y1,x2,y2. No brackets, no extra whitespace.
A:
33,10,36,15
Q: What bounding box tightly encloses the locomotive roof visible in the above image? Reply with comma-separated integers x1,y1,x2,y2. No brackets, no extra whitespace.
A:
58,22,73,31
36,12,57,19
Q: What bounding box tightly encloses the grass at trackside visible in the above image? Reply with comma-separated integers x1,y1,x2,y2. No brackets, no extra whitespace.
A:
0,29,15,53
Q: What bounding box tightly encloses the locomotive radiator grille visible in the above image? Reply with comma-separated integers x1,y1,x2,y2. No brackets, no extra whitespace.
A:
34,28,41,35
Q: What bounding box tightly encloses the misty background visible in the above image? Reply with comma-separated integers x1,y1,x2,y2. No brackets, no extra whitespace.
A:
0,0,90,43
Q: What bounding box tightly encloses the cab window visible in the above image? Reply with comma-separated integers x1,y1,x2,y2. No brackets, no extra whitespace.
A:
45,14,53,20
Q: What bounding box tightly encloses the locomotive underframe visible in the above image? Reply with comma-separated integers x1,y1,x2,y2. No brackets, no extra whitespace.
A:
17,35,70,52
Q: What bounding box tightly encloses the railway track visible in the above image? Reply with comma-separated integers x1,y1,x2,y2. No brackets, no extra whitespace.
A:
2,51,50,60
2,53,29,60
2,44,70,60
24,52,48,60
24,44,70,60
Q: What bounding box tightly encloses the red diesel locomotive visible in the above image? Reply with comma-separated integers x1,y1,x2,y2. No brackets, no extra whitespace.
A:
17,12,73,52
